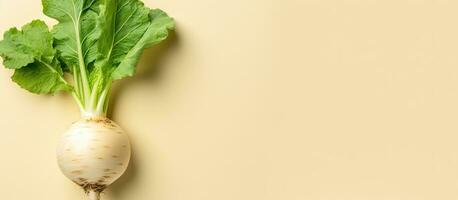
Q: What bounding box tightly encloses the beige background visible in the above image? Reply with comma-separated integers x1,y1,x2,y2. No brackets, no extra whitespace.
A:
1,0,458,199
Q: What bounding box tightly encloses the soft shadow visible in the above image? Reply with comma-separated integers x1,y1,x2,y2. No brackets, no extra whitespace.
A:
109,30,180,117
103,135,138,199
104,30,180,199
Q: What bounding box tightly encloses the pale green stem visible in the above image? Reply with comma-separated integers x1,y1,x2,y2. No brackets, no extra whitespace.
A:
71,91,84,113
72,65,79,96
72,64,83,102
95,81,112,117
89,78,101,111
74,15,91,106
102,84,112,114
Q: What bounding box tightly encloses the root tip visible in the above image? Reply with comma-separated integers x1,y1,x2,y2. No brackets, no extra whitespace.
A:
83,184,106,200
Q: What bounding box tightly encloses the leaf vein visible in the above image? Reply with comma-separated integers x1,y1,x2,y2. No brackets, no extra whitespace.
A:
113,23,145,47
115,6,138,35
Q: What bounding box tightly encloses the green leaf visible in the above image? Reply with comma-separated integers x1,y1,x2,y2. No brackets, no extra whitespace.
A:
0,20,55,69
42,0,99,68
88,0,174,87
86,0,119,95
111,8,175,80
108,0,152,64
12,60,72,94
0,20,71,94
88,0,151,84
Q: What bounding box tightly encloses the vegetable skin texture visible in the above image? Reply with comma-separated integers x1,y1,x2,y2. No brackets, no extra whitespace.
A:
57,118,131,193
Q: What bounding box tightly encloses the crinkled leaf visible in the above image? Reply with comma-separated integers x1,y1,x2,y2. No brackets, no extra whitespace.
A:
12,60,71,94
109,0,151,64
43,0,99,68
89,0,151,85
0,20,54,69
89,0,174,84
0,20,71,94
111,8,175,80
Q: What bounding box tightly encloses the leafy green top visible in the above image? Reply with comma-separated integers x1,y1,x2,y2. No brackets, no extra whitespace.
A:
0,0,174,117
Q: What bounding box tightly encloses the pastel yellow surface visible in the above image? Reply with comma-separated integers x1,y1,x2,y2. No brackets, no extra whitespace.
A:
1,0,458,199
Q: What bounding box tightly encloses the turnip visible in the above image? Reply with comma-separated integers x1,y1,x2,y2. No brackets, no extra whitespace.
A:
57,118,131,199
0,0,174,199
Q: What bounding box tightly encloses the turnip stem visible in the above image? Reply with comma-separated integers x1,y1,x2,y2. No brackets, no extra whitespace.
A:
74,15,91,107
86,190,100,200
95,81,112,116
71,91,84,113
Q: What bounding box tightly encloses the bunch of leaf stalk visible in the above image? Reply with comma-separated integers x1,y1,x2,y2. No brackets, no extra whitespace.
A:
0,0,174,199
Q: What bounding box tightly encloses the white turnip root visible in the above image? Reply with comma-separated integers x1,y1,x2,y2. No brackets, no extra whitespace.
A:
57,117,131,199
